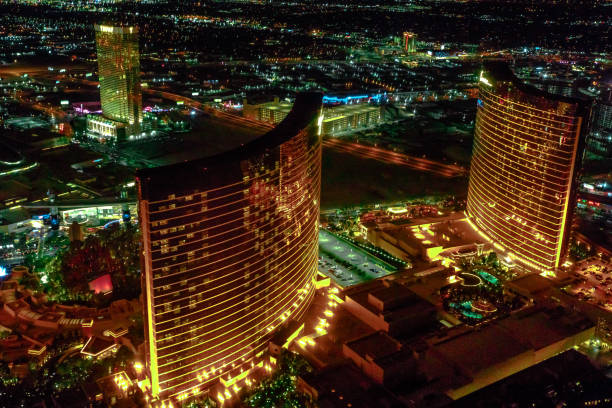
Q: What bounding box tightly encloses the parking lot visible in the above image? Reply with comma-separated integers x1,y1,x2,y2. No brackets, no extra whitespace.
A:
567,257,612,310
318,254,363,287
318,229,395,287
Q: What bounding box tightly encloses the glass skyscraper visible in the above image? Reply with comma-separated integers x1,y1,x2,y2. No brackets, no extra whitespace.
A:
136,93,322,404
403,32,416,53
467,62,591,274
586,101,612,158
94,24,142,138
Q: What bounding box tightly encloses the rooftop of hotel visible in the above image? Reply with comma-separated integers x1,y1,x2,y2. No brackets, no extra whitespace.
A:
505,273,553,297
133,112,270,168
425,305,594,377
429,324,530,377
136,92,321,180
345,280,438,326
301,364,405,408
483,61,593,110
344,331,401,361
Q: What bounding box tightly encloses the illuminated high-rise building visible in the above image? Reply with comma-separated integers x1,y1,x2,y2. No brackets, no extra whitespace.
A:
137,93,322,404
89,24,142,140
467,62,591,274
586,101,612,158
403,32,417,53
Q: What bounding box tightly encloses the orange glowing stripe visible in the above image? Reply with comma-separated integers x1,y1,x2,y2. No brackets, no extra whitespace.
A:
148,174,322,263
140,198,160,397
466,215,554,273
472,140,571,193
147,178,321,283
468,168,566,234
469,146,569,205
155,253,316,352
161,291,315,396
158,291,314,393
147,143,319,209
156,284,316,369
475,107,577,155
28,345,47,356
479,86,583,120
149,187,319,258
468,208,558,266
475,117,576,169
475,124,575,173
555,116,582,268
152,225,318,304
143,130,321,398
468,178,565,237
479,98,581,135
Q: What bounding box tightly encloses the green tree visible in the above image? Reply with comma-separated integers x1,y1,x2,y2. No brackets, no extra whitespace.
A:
244,351,313,408
183,397,217,408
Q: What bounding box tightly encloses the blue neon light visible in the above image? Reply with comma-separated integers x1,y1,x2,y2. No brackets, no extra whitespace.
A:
104,219,120,229
322,94,385,105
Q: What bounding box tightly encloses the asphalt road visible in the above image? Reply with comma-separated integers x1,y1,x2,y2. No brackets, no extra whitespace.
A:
322,138,468,178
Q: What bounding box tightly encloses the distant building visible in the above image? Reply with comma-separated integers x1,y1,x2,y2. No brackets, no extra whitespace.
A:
68,221,84,242
136,93,322,404
467,62,591,274
529,79,578,98
244,98,382,136
586,101,612,158
88,25,142,142
403,32,417,53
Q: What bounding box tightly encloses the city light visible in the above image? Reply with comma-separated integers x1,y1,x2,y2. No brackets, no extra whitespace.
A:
0,3,608,408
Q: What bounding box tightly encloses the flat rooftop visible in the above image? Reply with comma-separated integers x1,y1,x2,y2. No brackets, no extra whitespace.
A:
497,308,592,350
431,324,530,377
136,93,322,194
425,306,594,381
301,364,405,408
131,112,269,168
506,273,553,297
345,331,400,361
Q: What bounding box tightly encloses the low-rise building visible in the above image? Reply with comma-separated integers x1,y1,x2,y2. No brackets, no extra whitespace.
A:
243,98,383,135
344,280,438,338
86,114,126,142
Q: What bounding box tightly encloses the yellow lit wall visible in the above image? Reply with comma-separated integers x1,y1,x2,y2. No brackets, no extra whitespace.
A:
94,25,142,136
136,96,322,402
466,63,590,274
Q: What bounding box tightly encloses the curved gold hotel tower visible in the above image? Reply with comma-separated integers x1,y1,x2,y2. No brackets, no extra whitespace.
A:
467,62,590,274
137,93,322,404
93,24,142,137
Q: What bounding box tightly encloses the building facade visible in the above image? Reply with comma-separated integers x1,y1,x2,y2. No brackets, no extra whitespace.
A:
136,93,322,404
244,98,382,136
467,62,590,274
92,25,142,139
403,32,417,53
586,101,612,158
